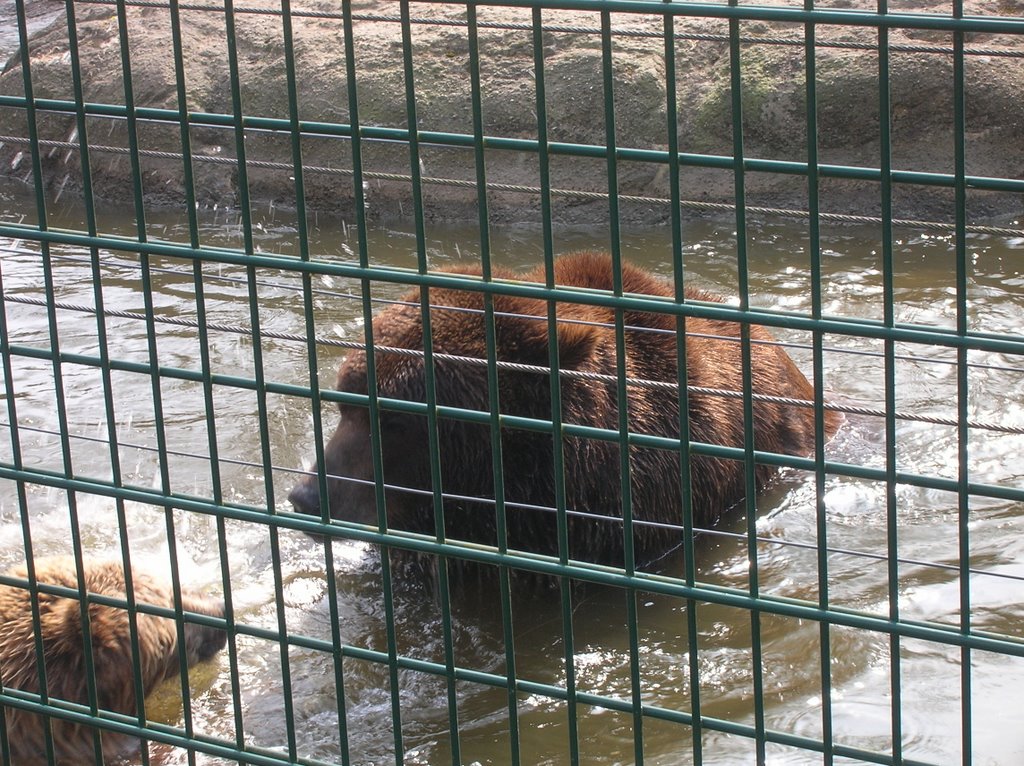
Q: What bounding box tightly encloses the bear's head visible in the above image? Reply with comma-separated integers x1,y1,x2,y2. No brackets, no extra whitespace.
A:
127,585,227,692
35,564,227,703
286,270,599,541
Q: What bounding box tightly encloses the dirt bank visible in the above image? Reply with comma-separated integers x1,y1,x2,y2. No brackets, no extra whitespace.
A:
2,0,1022,224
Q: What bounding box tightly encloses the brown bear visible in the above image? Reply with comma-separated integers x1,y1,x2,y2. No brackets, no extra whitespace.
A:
0,556,226,763
288,252,841,575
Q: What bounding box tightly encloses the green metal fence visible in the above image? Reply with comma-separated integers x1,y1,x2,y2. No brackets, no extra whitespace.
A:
1,0,1024,764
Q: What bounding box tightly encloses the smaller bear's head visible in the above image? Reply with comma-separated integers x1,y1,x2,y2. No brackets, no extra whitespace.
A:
48,567,229,698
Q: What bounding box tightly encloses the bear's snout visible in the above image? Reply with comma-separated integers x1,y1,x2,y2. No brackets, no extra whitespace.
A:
181,594,228,663
288,478,322,518
194,614,228,662
201,625,227,660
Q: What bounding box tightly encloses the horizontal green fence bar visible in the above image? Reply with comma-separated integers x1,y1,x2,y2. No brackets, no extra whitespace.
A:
3,0,1016,31
0,668,940,766
0,574,228,630
3,224,1023,356
4,337,1024,503
64,0,1024,39
3,463,1023,661
0,688,330,766
3,97,1024,195
422,0,1024,33
3,580,981,766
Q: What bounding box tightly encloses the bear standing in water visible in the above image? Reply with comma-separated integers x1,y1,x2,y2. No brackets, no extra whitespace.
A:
0,556,226,763
289,252,840,574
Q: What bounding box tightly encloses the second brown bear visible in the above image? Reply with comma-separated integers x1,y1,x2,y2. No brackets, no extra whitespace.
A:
0,556,226,764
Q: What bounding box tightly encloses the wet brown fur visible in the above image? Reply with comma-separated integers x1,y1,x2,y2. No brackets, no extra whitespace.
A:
0,557,225,764
290,252,841,574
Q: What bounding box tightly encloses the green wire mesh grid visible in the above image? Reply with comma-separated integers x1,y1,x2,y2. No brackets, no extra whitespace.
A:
1,0,1024,764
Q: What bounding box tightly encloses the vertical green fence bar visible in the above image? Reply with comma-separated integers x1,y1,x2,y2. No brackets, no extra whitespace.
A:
8,0,59,759
62,0,120,758
106,0,158,754
531,7,582,763
877,0,904,759
465,5,523,764
803,4,834,764
951,1,972,763
726,1,768,760
662,7,704,764
109,4,162,758
280,0,353,758
223,0,303,756
339,0,406,760
398,1,464,760
598,8,645,765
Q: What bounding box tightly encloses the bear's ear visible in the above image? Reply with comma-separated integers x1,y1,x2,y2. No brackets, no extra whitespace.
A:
553,320,599,370
501,316,598,371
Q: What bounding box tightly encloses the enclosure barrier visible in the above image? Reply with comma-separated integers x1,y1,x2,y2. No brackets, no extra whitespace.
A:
1,0,1023,764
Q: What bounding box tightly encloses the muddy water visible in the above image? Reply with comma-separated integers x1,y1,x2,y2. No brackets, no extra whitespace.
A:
1,185,1023,765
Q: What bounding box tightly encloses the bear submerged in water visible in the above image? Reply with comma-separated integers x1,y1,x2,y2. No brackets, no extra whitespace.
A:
288,252,840,576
